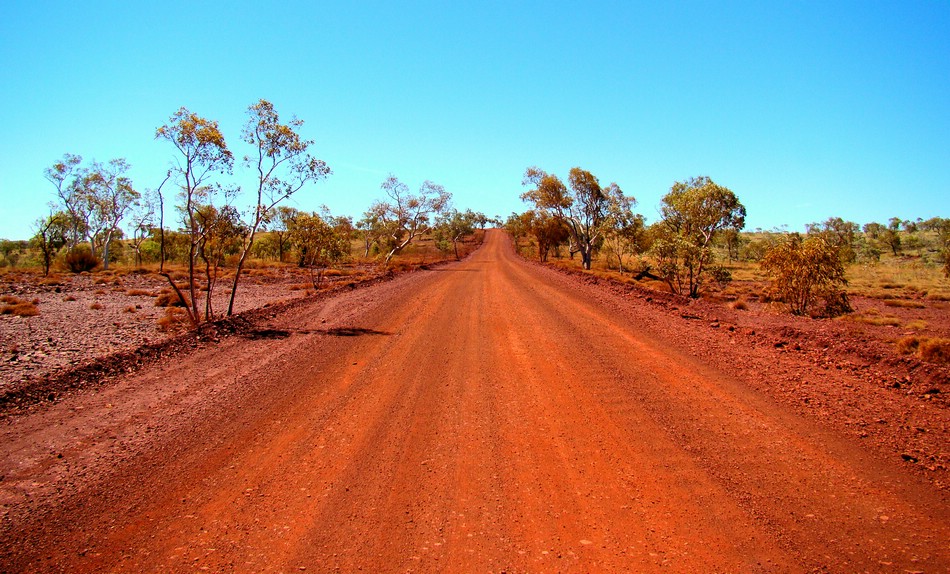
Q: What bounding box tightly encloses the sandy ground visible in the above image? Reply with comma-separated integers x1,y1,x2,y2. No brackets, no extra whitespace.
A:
0,230,947,572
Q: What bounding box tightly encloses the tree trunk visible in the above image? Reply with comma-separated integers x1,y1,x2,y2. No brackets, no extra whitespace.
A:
101,231,112,271
581,245,593,270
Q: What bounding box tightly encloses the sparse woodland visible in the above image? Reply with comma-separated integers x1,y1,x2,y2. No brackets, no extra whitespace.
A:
1,100,491,328
0,116,948,363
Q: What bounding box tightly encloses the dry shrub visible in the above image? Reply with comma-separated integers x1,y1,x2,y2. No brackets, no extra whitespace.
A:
154,289,189,307
157,307,190,332
896,336,950,364
41,276,63,286
287,283,311,291
883,299,926,309
905,320,928,331
94,289,106,295
89,302,104,310
730,299,749,311
921,339,950,363
124,305,137,313
63,295,76,302
65,248,100,273
126,289,153,297
0,296,39,316
761,234,851,317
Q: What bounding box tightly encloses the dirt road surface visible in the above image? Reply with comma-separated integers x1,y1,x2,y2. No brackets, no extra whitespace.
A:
1,230,948,572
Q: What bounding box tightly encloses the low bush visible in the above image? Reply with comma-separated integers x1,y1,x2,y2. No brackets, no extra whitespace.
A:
896,336,950,364
154,289,189,307
65,247,100,273
761,234,851,317
157,307,190,332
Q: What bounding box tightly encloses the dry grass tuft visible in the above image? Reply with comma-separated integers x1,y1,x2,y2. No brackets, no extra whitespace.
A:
63,295,76,302
896,336,950,364
154,289,188,307
730,299,749,311
126,289,154,297
157,307,190,332
1,295,40,316
842,308,901,327
89,302,104,310
883,299,926,309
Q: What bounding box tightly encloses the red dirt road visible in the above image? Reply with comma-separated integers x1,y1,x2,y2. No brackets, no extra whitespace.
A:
1,230,948,572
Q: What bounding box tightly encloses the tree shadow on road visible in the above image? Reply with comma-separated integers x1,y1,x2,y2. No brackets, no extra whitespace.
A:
244,327,390,339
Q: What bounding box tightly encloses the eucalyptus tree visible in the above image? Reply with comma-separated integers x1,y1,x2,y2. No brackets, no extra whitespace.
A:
375,175,452,263
434,209,479,260
652,176,745,298
288,210,351,288
602,184,645,273
156,107,234,326
521,166,623,270
31,210,69,276
226,99,330,316
44,153,86,249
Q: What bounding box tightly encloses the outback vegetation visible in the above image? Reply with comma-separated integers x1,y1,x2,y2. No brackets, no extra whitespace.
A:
2,99,488,333
507,168,950,368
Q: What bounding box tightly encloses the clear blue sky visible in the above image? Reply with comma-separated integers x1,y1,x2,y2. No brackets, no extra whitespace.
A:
1,1,947,240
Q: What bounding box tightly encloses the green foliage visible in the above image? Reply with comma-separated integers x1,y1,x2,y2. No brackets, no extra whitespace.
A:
433,209,479,260
762,233,851,317
521,166,622,270
806,217,858,264
288,211,351,288
512,210,570,262
374,175,452,263
652,176,745,297
31,212,70,275
602,186,645,272
0,239,28,268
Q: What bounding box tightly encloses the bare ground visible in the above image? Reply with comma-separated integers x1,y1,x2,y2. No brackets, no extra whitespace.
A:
0,230,947,572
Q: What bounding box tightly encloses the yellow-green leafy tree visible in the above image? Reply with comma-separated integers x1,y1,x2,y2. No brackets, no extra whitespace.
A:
652,176,745,298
